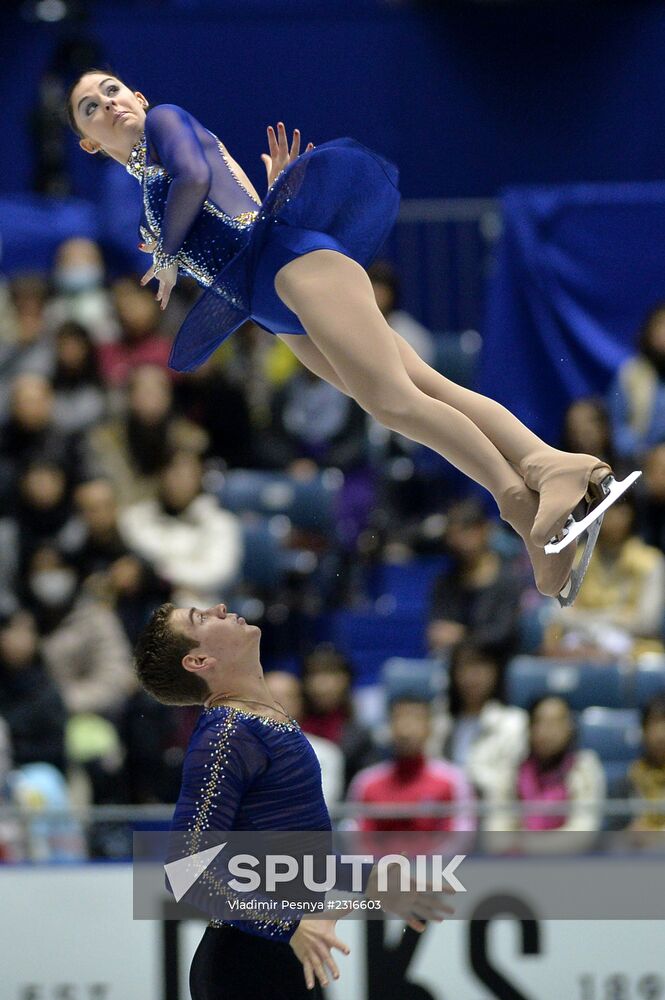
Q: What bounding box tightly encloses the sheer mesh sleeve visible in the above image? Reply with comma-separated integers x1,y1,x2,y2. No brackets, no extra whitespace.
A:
169,716,301,942
144,104,212,270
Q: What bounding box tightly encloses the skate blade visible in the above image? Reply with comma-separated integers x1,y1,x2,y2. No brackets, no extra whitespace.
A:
556,515,603,608
544,470,641,554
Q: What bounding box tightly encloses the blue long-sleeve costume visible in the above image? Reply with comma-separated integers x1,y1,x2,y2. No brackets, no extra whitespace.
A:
170,705,345,943
126,104,400,373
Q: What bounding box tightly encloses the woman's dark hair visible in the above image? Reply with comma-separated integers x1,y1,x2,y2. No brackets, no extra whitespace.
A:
66,67,137,140
53,321,103,388
447,641,504,718
638,302,665,357
641,693,665,729
560,396,614,464
302,644,354,718
367,260,400,310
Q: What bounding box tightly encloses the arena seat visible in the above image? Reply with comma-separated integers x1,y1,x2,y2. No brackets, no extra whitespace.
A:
505,656,626,710
578,707,643,792
381,656,447,702
319,608,428,685
240,518,285,589
633,656,665,708
215,469,342,532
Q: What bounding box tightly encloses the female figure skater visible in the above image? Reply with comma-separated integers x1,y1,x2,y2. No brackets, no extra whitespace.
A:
67,71,639,605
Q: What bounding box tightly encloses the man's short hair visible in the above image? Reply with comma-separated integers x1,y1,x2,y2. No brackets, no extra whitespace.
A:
134,602,208,706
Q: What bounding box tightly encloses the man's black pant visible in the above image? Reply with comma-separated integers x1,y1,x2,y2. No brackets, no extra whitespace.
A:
190,924,326,999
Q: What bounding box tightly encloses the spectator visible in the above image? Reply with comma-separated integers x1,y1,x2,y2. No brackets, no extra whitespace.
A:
300,644,379,787
427,499,523,660
21,545,136,718
173,355,258,468
51,321,106,434
368,260,435,365
257,366,369,474
0,373,90,505
3,461,80,589
265,670,345,806
543,497,665,661
0,610,66,772
608,302,665,463
117,687,185,804
71,478,168,644
561,397,616,468
441,642,527,803
98,276,171,387
0,712,11,794
0,274,54,423
485,695,606,851
635,442,665,551
44,237,118,344
87,364,208,506
118,450,243,608
625,694,665,833
347,695,476,832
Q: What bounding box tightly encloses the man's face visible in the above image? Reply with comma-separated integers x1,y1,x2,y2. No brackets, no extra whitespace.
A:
170,603,260,668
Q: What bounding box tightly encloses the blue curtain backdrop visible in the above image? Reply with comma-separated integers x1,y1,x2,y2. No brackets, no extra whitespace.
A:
479,183,665,444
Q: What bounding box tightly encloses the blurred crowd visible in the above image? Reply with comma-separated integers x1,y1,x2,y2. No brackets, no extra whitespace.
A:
1,237,665,860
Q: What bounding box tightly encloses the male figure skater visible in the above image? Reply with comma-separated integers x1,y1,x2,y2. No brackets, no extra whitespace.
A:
134,602,452,999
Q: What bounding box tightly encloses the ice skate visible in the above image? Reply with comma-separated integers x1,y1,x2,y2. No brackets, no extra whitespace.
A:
519,451,619,547
498,483,577,599
543,470,642,555
554,515,603,608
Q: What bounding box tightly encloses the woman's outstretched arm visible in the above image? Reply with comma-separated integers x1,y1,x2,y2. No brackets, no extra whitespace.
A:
144,103,212,267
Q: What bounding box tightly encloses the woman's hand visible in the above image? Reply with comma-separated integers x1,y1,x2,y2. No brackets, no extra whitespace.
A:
140,258,178,310
261,121,314,190
289,918,349,991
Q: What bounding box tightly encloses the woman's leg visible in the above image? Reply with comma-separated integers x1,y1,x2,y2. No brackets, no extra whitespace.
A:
275,332,351,395
389,331,611,545
273,250,576,596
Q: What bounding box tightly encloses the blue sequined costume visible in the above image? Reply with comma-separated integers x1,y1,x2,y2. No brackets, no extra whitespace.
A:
170,705,333,943
125,104,400,373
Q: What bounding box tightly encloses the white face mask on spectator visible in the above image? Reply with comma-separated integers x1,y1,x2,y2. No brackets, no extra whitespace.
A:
55,265,103,294
29,569,77,607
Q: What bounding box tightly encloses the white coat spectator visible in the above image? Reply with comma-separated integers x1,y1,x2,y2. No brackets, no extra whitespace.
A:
118,450,243,609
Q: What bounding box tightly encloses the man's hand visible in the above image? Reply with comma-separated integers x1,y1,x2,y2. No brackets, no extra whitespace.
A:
261,121,314,190
140,259,178,310
364,863,456,933
289,918,350,991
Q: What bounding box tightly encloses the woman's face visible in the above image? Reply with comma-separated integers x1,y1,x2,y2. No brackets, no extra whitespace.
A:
70,73,147,154
57,332,89,373
565,401,608,455
530,698,573,761
454,659,497,710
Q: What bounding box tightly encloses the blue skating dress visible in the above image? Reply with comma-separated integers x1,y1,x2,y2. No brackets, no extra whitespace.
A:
125,104,400,373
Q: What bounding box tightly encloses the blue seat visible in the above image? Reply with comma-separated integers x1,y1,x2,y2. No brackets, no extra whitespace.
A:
317,608,428,685
381,656,447,703
433,331,481,389
241,518,285,590
366,557,448,611
633,657,665,709
216,469,341,532
578,707,642,762
506,656,626,710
